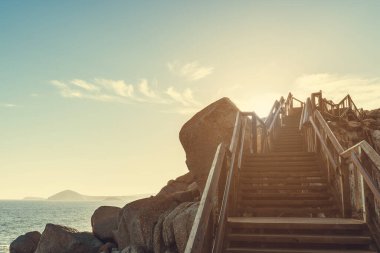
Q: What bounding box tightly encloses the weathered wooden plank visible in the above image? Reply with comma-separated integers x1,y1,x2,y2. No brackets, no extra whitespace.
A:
360,141,380,170
184,143,226,253
309,116,337,169
252,114,257,154
351,152,380,202
340,141,365,158
213,118,243,253
229,112,242,153
314,110,344,153
238,118,248,169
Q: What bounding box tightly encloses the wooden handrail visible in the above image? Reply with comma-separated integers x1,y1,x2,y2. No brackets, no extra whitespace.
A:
314,110,344,153
229,113,242,153
301,91,380,231
268,103,282,132
185,111,247,253
184,143,227,253
309,116,338,169
238,118,248,169
213,113,242,253
351,152,380,202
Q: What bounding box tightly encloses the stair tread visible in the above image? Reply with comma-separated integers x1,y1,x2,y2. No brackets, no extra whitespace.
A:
241,193,331,199
228,217,366,225
245,152,315,157
225,247,376,253
228,233,372,244
239,199,334,207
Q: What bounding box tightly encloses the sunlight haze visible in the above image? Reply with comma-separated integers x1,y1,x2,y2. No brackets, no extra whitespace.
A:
1,1,380,199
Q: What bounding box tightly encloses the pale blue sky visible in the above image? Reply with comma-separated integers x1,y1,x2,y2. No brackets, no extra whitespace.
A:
1,1,380,199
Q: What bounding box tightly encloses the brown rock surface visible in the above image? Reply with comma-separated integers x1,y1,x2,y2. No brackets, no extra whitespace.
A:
10,231,41,253
98,242,117,253
35,223,103,253
179,97,240,189
157,172,195,197
114,191,197,252
91,206,121,242
173,202,199,253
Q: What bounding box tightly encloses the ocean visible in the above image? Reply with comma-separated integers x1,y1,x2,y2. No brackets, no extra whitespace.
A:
0,200,127,253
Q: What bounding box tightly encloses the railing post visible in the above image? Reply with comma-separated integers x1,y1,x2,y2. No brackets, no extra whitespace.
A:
252,113,257,154
341,157,352,218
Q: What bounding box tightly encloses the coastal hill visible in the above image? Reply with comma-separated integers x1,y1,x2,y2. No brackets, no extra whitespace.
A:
22,190,151,201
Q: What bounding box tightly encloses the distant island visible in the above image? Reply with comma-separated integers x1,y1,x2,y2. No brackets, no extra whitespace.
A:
23,189,151,202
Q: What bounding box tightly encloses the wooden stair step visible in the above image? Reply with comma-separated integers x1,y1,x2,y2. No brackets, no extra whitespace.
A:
241,167,321,172
227,233,372,245
240,178,326,184
238,199,334,208
225,248,376,253
244,155,317,161
239,207,340,217
240,172,324,177
245,152,315,157
243,160,319,167
227,217,367,230
240,184,327,190
241,193,331,200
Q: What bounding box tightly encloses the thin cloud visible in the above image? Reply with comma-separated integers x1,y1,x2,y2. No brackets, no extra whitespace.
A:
71,79,99,91
166,87,201,107
51,80,83,98
294,73,380,110
1,103,17,108
168,61,214,81
50,78,201,114
95,78,134,98
138,79,157,98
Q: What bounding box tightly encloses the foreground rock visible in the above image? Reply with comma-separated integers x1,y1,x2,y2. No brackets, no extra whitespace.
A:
10,231,41,253
35,224,103,253
91,206,121,242
179,97,240,190
114,189,198,252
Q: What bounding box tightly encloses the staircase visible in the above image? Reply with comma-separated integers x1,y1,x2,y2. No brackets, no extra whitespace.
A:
224,110,378,252
273,108,303,153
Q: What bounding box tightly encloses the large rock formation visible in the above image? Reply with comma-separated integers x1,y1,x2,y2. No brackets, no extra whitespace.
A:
91,206,121,242
327,109,380,152
114,189,198,252
10,231,41,253
112,97,241,252
35,224,103,253
179,97,240,189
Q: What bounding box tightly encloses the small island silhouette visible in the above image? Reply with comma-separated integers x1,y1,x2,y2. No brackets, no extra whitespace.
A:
23,189,151,202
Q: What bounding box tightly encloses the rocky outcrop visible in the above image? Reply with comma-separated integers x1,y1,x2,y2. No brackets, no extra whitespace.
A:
157,172,196,197
91,206,121,242
10,231,41,253
172,202,199,253
114,188,198,252
366,109,380,151
327,109,380,152
179,97,240,190
35,224,103,253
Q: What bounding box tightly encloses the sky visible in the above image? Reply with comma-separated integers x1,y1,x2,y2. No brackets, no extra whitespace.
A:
1,1,380,199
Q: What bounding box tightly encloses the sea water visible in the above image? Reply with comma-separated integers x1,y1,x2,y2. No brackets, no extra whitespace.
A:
0,200,127,253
